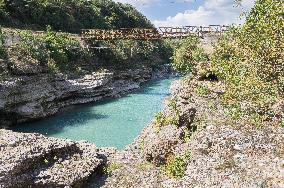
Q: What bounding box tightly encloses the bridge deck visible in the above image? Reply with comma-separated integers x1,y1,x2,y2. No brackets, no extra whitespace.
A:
81,25,229,40
2,25,229,49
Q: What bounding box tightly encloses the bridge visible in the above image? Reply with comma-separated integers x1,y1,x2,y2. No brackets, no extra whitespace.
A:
3,25,229,50
81,25,229,40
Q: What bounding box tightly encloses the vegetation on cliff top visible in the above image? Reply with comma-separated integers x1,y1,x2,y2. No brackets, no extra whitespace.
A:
172,36,208,75
0,0,153,32
0,0,172,77
172,0,283,127
211,0,284,126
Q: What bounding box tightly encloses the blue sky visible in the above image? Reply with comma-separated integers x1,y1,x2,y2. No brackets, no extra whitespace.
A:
114,0,255,27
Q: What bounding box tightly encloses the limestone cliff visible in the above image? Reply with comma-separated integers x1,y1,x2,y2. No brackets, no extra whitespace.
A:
0,65,170,127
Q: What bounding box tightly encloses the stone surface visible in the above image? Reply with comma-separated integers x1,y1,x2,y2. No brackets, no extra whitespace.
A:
2,75,283,188
95,77,284,188
0,129,115,188
142,124,186,166
0,65,170,127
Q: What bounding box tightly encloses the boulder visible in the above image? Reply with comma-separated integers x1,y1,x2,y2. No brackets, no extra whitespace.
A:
142,125,185,166
0,129,114,188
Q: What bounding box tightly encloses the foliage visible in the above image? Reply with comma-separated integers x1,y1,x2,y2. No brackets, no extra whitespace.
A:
43,26,88,64
137,162,153,171
0,26,5,58
196,85,210,97
140,139,145,152
103,162,122,174
154,99,181,128
172,36,208,75
164,156,186,178
9,27,91,73
0,0,153,32
154,112,180,129
0,0,171,71
211,0,284,124
281,119,284,128
168,98,181,124
163,151,191,178
0,0,9,23
90,39,171,69
183,128,191,143
154,112,167,128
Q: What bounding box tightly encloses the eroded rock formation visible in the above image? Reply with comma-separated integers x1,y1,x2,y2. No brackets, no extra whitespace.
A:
0,65,170,127
0,129,116,188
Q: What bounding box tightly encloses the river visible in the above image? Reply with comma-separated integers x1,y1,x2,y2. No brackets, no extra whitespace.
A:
12,77,177,150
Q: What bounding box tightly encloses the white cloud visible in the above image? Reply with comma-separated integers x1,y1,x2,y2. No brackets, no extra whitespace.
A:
114,0,256,27
153,0,255,27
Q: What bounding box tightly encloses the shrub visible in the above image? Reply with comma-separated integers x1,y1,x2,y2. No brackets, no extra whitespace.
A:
90,39,170,69
168,98,181,124
103,162,122,174
0,0,8,21
9,27,91,73
154,112,180,128
163,151,191,178
13,30,49,64
154,112,166,127
196,85,210,97
211,0,284,124
154,99,181,128
43,26,86,64
0,26,6,58
1,0,153,32
164,156,187,178
172,36,208,75
0,0,171,70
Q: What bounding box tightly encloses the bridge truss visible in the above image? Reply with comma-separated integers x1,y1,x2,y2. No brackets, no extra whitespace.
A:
81,25,229,40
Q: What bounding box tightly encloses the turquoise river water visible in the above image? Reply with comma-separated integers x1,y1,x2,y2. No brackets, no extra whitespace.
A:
12,77,177,150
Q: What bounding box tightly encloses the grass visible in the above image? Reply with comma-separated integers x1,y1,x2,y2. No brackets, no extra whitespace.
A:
103,162,123,174
140,139,145,152
137,162,153,171
196,85,210,97
281,120,284,128
162,151,192,178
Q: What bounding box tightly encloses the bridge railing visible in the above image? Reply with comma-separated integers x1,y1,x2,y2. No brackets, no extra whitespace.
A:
81,25,229,40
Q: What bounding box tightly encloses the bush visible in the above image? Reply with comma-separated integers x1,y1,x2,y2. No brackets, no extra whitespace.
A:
154,99,181,128
163,151,191,178
43,26,88,64
0,0,171,70
0,0,9,18
0,26,6,58
164,156,187,178
196,85,210,97
103,162,122,174
89,39,170,69
172,36,208,75
1,0,153,32
9,27,91,73
211,0,284,124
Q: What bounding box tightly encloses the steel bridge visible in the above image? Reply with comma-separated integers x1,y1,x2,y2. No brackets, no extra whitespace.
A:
81,25,229,40
3,25,229,50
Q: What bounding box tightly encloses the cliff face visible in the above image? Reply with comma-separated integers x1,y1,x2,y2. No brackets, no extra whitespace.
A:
0,129,116,188
0,65,170,127
1,75,284,188
94,76,284,188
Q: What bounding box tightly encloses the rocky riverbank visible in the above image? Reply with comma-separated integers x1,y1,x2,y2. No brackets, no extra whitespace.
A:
0,65,171,127
0,129,116,187
92,76,284,188
1,75,284,187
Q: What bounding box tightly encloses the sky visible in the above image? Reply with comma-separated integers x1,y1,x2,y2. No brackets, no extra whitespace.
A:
113,0,256,27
